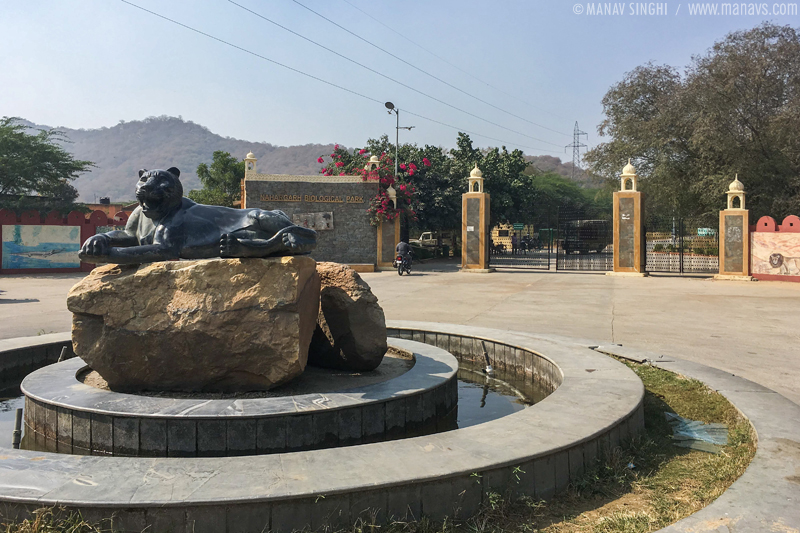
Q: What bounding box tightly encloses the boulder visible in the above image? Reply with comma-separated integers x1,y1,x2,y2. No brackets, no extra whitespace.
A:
308,262,387,371
67,256,320,392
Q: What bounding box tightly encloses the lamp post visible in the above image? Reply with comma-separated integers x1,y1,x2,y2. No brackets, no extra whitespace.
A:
384,102,414,179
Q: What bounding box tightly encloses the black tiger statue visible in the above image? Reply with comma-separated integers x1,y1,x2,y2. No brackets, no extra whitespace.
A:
79,167,316,264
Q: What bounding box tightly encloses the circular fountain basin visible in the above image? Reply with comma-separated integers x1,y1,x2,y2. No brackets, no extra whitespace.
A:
21,341,458,457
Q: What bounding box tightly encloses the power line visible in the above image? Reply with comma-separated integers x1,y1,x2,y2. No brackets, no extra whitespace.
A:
117,0,561,155
228,0,561,147
339,0,571,123
290,0,569,140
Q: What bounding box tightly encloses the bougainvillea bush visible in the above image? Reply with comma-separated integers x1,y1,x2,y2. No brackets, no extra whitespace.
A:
317,143,421,226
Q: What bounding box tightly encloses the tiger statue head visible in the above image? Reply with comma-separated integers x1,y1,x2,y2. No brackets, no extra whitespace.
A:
135,167,184,220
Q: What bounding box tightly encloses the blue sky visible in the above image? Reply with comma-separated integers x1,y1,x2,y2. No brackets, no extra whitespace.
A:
1,1,797,156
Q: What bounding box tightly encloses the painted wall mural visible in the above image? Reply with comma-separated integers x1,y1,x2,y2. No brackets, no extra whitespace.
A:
1,225,81,269
750,215,800,282
751,232,800,276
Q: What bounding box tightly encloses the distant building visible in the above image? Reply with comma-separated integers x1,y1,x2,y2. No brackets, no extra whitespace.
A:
83,200,138,218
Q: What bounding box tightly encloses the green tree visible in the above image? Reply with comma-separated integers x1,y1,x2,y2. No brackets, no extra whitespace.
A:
585,23,800,222
188,150,245,207
0,117,93,214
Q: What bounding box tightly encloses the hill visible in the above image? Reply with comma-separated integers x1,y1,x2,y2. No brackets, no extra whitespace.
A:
21,116,336,202
524,154,602,187
19,116,599,202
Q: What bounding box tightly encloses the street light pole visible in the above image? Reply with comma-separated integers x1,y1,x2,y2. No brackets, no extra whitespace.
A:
384,102,413,178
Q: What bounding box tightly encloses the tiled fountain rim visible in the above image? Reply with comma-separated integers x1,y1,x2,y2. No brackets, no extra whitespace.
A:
20,342,455,419
0,324,643,523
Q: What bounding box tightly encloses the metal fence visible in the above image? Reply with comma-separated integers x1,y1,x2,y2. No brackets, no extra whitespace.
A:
555,208,614,271
645,216,719,274
488,226,552,270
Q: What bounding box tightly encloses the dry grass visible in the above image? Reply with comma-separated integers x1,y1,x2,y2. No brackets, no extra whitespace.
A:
1,507,110,533
377,359,756,533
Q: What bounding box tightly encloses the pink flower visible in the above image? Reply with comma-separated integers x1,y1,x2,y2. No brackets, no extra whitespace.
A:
340,172,345,175
335,161,344,167
423,157,431,167
409,163,417,171
399,184,406,191
400,163,406,170
317,157,324,164
408,168,415,176
334,144,339,150
359,149,366,154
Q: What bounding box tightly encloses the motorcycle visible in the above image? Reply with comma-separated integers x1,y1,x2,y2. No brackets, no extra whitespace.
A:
393,254,412,276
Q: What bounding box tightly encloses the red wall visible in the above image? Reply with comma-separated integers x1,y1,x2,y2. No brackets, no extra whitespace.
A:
749,215,800,283
0,209,129,274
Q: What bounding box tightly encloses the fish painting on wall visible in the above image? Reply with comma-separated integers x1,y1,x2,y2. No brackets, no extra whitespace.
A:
1,225,81,269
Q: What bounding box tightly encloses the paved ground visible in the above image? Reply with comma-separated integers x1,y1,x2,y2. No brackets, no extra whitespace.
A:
2,262,799,405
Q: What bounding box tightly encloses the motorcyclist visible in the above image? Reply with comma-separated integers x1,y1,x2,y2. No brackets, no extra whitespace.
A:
395,239,412,266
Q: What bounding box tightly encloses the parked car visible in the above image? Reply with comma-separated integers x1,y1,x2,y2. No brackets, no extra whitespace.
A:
410,232,453,248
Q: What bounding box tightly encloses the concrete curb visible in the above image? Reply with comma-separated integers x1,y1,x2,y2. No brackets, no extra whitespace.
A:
517,331,800,532
0,324,643,532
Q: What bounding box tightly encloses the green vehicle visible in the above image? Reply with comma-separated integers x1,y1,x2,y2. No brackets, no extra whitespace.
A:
560,220,611,254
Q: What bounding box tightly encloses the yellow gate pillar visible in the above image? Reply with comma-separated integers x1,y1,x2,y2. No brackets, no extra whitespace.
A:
461,165,493,272
715,175,752,280
610,160,647,276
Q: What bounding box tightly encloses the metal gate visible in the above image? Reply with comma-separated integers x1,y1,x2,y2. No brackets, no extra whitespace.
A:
488,223,551,269
556,208,613,271
645,216,719,274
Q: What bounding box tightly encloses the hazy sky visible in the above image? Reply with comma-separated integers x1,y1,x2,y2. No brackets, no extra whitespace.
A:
2,1,797,157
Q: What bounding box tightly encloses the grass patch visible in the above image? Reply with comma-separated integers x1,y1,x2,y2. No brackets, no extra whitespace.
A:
1,361,755,533
387,360,755,533
1,507,110,533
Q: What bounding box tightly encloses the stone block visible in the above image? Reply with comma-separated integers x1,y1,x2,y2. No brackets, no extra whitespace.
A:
420,480,451,522
167,419,196,457
584,438,599,471
140,418,167,457
405,393,423,436
337,407,362,446
555,451,570,492
185,506,227,533
286,414,313,451
385,398,405,440
144,508,184,533
227,503,271,533
90,413,112,454
514,460,537,497
111,509,147,533
227,419,257,455
197,420,227,457
311,493,350,531
72,411,91,451
56,407,72,446
113,417,139,456
350,490,387,526
568,446,584,481
312,412,338,448
256,417,286,453
452,474,482,519
534,455,556,500
272,499,312,533
362,403,385,443
485,467,509,497
386,485,421,522
43,404,57,441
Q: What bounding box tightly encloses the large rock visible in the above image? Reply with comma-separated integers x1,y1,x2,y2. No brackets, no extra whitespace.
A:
308,262,387,371
67,256,320,392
